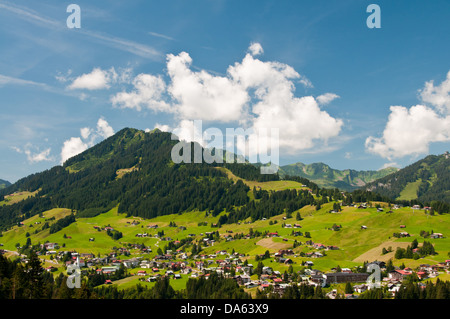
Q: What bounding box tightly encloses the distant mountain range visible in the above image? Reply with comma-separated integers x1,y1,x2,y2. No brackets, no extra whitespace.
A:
362,152,450,203
278,162,399,191
0,179,11,189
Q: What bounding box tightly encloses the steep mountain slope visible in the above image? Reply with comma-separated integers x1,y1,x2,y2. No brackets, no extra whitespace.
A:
279,162,398,191
363,152,450,203
0,128,318,231
0,128,249,229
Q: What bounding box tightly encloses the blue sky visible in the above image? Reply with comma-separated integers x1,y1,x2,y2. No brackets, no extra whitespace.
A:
1,0,450,183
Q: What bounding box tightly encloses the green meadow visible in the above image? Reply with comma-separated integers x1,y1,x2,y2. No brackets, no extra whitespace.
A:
2,198,449,290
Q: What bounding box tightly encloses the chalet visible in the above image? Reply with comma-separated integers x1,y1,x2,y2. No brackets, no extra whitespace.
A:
430,233,443,239
341,268,352,273
377,208,384,212
310,274,326,286
122,258,140,268
388,283,402,296
313,243,326,249
43,243,59,250
101,266,120,274
400,225,406,228
279,249,294,255
417,271,427,280
388,270,412,281
137,270,147,276
235,274,251,285
368,261,386,269
412,205,421,210
353,284,368,293
399,232,410,237
361,225,367,230
244,282,258,288
267,232,279,237
294,224,302,228
262,266,273,275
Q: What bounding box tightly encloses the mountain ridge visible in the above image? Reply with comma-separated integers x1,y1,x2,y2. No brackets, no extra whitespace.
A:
278,161,399,191
362,152,450,203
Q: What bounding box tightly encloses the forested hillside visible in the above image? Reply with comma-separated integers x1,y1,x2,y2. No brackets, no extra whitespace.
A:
363,153,450,204
0,179,10,189
0,128,322,232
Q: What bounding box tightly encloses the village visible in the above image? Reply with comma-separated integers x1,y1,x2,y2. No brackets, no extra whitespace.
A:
31,228,450,299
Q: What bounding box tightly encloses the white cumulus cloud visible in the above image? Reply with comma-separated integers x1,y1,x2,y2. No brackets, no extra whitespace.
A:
111,43,343,157
248,42,264,56
60,118,114,164
419,70,450,114
366,71,450,160
111,73,170,112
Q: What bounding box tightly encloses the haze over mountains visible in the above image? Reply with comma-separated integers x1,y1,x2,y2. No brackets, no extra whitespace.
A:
0,179,10,189
279,162,399,191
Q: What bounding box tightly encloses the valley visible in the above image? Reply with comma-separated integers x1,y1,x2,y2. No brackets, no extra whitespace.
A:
0,128,449,299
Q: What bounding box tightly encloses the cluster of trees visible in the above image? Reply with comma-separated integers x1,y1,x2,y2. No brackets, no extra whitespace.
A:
224,189,316,224
394,279,450,299
394,239,436,259
256,283,326,299
49,214,76,234
106,229,123,240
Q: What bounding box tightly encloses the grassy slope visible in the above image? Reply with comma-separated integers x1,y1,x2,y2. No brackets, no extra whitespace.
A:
0,190,39,206
397,179,421,201
2,177,449,290
216,167,308,192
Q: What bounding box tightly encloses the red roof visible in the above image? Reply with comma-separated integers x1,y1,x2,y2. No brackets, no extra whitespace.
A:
396,270,412,275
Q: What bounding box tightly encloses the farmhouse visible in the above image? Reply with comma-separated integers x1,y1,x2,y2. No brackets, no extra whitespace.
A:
42,243,59,250
388,270,412,281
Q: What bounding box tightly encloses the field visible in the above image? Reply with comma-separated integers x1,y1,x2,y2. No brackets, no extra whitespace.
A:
0,190,39,206
397,179,421,201
216,167,308,192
